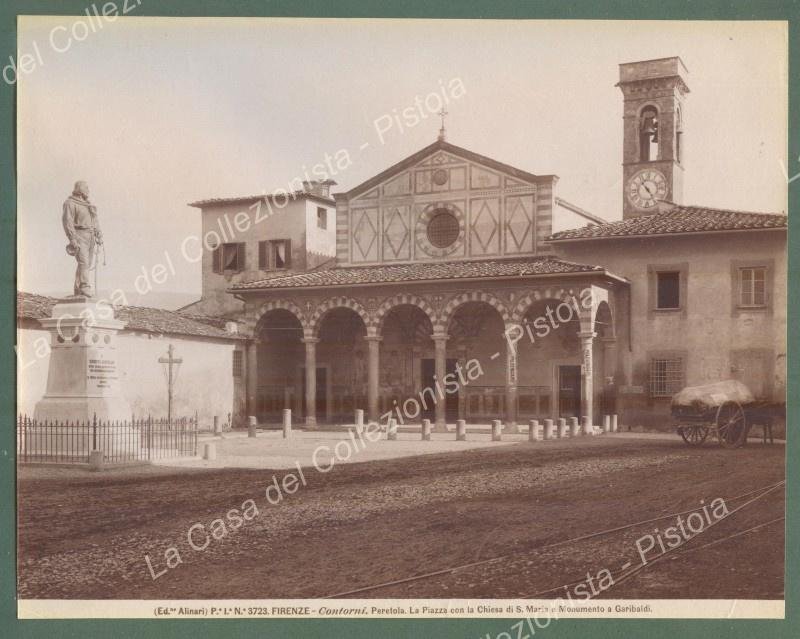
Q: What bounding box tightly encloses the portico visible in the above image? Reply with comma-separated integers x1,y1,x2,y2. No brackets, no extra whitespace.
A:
234,258,625,429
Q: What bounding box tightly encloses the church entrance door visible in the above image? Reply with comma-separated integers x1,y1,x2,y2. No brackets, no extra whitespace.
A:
558,365,582,417
420,358,459,421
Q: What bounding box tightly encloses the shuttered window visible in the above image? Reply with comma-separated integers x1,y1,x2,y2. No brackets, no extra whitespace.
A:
212,243,246,274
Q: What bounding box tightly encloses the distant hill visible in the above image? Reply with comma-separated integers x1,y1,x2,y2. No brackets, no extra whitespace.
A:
34,290,201,311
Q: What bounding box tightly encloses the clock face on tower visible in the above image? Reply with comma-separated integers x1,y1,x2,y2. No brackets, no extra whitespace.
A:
627,168,668,209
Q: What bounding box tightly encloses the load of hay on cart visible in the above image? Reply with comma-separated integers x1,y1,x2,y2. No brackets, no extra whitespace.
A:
670,380,782,448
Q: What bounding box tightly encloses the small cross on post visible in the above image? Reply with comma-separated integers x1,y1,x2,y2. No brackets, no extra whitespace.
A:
158,343,183,423
437,108,448,141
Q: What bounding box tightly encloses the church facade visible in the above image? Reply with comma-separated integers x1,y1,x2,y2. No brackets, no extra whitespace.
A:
186,57,787,430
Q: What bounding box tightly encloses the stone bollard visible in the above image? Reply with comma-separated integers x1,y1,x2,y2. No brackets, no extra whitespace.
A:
282,409,292,439
543,418,555,440
558,417,568,439
248,415,258,438
611,414,618,433
456,419,467,441
569,417,580,437
582,416,593,436
89,450,104,472
387,418,398,441
355,409,365,434
422,419,432,441
603,415,611,434
203,442,217,461
529,419,540,442
491,419,502,441
213,415,222,436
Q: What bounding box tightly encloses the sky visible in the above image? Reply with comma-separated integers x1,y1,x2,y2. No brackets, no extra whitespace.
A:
17,17,788,306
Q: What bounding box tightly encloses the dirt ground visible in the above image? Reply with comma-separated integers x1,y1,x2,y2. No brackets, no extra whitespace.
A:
17,436,784,600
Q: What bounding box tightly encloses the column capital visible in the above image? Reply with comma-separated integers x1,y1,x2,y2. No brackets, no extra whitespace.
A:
363,335,383,343
301,337,320,345
578,330,597,340
600,335,617,344
431,332,450,343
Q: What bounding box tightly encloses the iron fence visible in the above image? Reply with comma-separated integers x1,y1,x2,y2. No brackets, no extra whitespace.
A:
16,414,198,464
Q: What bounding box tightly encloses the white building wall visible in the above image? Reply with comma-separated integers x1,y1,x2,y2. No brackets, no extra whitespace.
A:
17,327,237,427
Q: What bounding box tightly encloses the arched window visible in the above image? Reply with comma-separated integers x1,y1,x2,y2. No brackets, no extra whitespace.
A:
639,106,659,162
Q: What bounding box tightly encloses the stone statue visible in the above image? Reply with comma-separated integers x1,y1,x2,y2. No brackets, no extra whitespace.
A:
62,180,103,297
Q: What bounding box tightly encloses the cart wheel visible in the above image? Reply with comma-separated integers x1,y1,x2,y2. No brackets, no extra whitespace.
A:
679,424,709,446
716,401,747,448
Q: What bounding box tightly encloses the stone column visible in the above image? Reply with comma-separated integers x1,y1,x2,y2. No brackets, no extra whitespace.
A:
246,340,258,419
432,332,449,432
302,337,319,428
505,323,519,433
579,330,596,430
457,346,468,420
365,334,382,423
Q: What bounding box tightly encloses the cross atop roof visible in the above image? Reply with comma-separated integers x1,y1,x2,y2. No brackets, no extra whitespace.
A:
437,108,448,141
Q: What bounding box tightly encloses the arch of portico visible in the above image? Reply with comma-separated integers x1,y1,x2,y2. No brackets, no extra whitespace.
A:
246,282,619,428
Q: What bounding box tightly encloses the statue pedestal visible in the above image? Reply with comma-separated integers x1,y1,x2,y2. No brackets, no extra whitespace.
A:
34,297,132,424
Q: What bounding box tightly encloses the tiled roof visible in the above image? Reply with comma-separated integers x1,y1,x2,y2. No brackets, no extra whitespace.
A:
548,205,787,241
231,256,612,291
17,292,246,341
188,191,334,208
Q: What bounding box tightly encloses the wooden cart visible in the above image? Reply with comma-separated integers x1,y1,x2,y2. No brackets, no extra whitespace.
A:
671,380,781,448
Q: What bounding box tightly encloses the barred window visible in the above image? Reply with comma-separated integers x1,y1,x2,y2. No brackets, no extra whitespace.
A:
232,350,243,378
739,267,766,307
649,357,683,397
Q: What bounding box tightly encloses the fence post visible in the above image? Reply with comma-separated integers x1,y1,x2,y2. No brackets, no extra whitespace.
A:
248,415,258,438
491,420,502,441
603,414,611,433
92,413,97,452
611,414,618,433
558,417,568,439
354,409,364,434
529,419,540,442
569,417,580,437
582,415,593,436
421,419,431,441
387,418,398,441
89,450,104,471
456,419,467,441
282,409,292,439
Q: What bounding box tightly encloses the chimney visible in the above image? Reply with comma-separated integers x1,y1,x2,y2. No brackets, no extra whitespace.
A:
302,179,337,199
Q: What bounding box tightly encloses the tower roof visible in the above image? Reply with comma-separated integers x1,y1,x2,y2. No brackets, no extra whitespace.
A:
617,56,690,93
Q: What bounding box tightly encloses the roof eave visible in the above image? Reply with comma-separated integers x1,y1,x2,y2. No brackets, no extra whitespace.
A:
548,225,787,243
227,267,628,295
188,192,335,209
337,139,558,202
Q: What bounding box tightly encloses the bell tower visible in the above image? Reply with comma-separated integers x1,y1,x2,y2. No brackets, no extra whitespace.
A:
617,57,689,219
